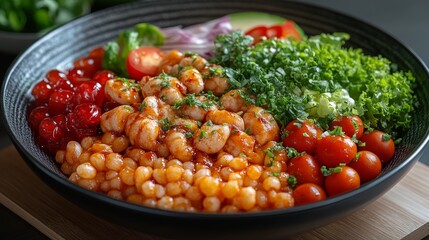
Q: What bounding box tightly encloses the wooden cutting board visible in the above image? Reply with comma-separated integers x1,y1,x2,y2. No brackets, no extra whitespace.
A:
0,145,428,240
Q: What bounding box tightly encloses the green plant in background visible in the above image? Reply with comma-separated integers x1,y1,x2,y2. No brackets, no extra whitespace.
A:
0,0,92,33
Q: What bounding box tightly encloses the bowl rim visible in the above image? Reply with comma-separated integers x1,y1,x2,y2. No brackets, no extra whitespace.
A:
2,0,429,220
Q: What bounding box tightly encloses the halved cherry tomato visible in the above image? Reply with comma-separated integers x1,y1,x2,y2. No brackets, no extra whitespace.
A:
245,26,268,44
126,46,164,80
245,20,303,44
266,25,283,38
281,21,302,41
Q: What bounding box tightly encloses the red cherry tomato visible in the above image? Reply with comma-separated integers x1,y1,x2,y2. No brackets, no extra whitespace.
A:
266,25,283,38
348,151,382,182
329,115,364,139
359,130,395,164
126,46,164,80
281,20,302,41
292,183,327,206
315,132,357,168
324,166,360,196
245,26,268,44
245,21,303,43
287,153,324,187
282,120,322,155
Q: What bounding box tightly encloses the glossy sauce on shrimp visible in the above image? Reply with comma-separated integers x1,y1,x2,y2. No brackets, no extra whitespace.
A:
48,49,298,213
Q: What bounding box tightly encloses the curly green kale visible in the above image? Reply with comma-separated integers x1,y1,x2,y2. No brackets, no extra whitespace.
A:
211,31,415,135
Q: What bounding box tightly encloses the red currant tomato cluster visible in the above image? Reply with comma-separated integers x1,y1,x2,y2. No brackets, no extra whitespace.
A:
282,115,395,206
28,47,117,154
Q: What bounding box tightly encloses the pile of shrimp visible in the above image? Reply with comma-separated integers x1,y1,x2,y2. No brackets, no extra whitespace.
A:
55,50,295,212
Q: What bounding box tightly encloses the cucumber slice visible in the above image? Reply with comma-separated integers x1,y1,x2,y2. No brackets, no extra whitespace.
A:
229,11,286,32
228,11,306,39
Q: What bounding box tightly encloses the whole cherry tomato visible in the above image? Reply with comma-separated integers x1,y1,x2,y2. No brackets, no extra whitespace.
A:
329,115,364,139
324,166,360,196
126,46,164,80
315,128,357,167
348,151,382,182
292,183,327,206
359,130,395,164
287,153,324,187
282,120,322,155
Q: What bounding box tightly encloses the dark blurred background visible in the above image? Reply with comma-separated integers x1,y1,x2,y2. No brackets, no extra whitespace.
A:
1,0,428,239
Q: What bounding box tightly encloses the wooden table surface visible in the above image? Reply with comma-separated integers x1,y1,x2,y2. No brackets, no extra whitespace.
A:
0,146,428,240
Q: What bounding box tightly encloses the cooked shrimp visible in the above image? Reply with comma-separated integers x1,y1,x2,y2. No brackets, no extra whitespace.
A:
179,67,204,94
223,128,255,157
261,141,287,172
193,124,231,154
156,142,170,158
205,109,244,130
125,113,160,151
160,81,186,105
158,99,176,121
243,106,280,145
220,89,249,113
178,95,218,122
158,50,184,75
100,105,135,134
173,118,200,132
201,64,229,96
165,128,194,162
178,54,208,71
105,78,141,105
141,76,186,106
138,96,159,119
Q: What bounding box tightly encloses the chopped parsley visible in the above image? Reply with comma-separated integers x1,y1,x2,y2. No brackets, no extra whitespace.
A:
212,31,415,134
244,127,251,135
287,176,297,188
286,147,299,159
138,102,147,112
329,126,344,136
159,118,173,131
200,129,208,139
173,93,218,110
185,131,193,138
118,78,140,91
321,165,343,177
382,133,391,142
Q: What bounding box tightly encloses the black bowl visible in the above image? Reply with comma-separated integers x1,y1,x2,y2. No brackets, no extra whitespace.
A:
2,0,429,239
